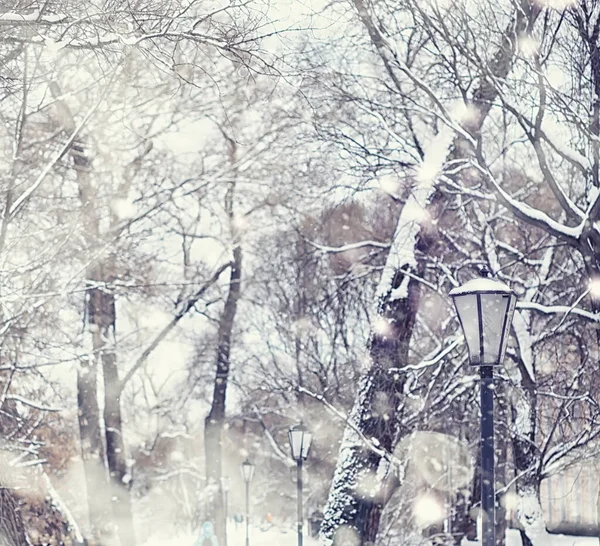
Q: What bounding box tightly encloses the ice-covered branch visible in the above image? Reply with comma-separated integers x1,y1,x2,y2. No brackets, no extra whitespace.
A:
389,338,460,373
251,404,294,466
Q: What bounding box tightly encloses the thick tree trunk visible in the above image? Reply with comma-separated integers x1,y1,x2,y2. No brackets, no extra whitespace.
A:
75,164,114,545
77,338,111,543
510,381,549,546
87,282,137,546
77,170,115,545
89,285,136,546
320,271,422,545
51,78,136,546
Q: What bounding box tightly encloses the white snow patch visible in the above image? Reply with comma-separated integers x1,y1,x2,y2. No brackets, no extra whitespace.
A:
589,277,600,298
449,277,514,296
413,494,445,527
378,174,400,196
121,35,140,45
376,124,455,304
111,198,136,220
512,310,535,383
44,38,67,52
518,34,539,57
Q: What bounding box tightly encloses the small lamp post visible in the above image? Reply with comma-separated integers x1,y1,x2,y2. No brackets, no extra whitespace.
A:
449,272,517,546
288,423,313,546
220,475,231,546
240,459,255,546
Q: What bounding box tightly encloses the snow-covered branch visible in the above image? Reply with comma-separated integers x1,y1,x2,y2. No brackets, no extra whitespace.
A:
517,300,599,323
6,395,61,412
309,239,391,254
472,161,584,244
0,10,67,24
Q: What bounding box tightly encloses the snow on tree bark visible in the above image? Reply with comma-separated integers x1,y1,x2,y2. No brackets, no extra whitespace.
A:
319,128,458,545
509,302,552,546
510,379,550,546
320,2,540,543
319,275,420,545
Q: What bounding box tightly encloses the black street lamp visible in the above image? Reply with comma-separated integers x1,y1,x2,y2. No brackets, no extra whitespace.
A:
220,475,231,546
450,273,517,546
288,423,313,546
240,459,255,546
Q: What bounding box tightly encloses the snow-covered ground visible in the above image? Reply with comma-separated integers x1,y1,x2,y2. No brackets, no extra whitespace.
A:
465,529,598,546
142,525,598,546
142,522,319,546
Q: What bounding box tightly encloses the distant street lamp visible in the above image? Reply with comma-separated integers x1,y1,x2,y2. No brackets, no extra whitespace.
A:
220,475,231,546
240,459,255,546
449,272,517,546
288,423,313,546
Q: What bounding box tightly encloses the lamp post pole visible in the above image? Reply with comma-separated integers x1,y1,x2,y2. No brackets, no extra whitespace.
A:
245,479,250,546
480,365,495,546
297,457,303,546
240,459,254,546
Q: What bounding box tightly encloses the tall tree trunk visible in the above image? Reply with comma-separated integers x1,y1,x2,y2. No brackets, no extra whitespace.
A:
78,185,115,546
50,80,135,546
204,147,242,546
320,2,539,543
204,245,241,545
89,284,136,546
509,304,550,546
77,331,111,543
510,375,549,546
320,270,422,545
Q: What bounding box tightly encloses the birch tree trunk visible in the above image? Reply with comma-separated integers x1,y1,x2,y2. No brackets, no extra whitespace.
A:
319,1,539,543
